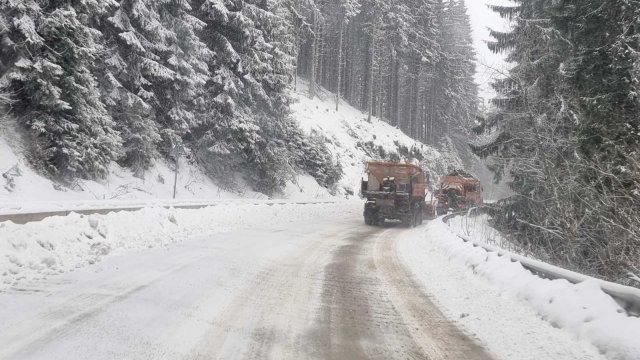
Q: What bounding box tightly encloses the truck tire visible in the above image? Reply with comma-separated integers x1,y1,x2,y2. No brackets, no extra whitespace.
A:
404,211,415,228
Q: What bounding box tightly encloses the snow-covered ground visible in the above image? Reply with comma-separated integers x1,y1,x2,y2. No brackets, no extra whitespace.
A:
0,121,330,213
4,79,629,359
291,80,462,194
445,211,525,253
401,218,640,360
0,202,624,360
1,82,460,214
0,201,343,291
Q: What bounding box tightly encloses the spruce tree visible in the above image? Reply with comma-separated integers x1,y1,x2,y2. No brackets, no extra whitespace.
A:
97,0,162,173
0,0,121,180
476,0,640,283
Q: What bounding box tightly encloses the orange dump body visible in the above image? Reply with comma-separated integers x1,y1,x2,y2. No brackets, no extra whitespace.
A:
362,161,431,225
365,161,426,198
436,173,483,209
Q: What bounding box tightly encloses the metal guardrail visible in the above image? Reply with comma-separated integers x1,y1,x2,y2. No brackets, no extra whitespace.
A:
442,211,640,316
0,200,337,225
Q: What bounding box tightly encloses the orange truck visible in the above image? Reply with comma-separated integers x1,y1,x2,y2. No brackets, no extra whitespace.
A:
360,161,428,226
435,170,482,214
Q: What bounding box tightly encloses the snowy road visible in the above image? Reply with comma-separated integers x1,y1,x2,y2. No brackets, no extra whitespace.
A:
0,205,492,360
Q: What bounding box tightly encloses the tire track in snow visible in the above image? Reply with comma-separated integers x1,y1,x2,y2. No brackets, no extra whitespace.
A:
188,225,351,359
311,226,427,359
373,228,493,360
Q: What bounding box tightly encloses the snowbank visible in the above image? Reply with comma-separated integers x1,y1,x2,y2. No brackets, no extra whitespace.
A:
424,219,640,360
0,201,352,291
445,212,525,253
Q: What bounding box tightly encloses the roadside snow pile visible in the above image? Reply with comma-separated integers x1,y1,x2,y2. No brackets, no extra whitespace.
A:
428,219,640,360
0,202,353,291
291,80,463,195
445,212,525,253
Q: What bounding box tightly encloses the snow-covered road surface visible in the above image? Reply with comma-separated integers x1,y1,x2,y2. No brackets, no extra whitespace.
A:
0,203,609,359
0,206,489,359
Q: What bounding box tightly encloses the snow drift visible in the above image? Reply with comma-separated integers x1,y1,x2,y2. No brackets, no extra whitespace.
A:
425,219,640,360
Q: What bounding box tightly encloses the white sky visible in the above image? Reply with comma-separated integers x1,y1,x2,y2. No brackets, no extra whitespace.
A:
466,0,513,103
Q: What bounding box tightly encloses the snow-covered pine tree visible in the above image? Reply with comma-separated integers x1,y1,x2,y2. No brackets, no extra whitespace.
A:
479,0,572,196
567,0,640,183
477,0,640,283
407,0,441,141
103,0,212,157
334,0,360,110
0,10,9,108
193,0,298,194
562,0,640,280
150,0,212,151
237,0,298,192
478,0,580,252
95,0,163,173
381,0,410,126
440,0,477,135
410,0,478,145
357,0,385,122
0,0,122,180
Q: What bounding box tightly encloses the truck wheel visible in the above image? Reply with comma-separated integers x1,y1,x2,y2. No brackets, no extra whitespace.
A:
406,213,415,228
364,216,372,225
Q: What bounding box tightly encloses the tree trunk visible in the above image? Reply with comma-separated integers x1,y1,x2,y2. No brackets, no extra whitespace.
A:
336,17,344,111
294,31,299,91
428,80,438,144
309,11,317,99
387,49,394,124
316,23,325,85
377,56,384,120
393,52,400,127
367,32,375,122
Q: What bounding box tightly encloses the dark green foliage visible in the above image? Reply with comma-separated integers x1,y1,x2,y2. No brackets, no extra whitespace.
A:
0,1,121,180
479,0,640,284
289,129,343,191
0,0,342,195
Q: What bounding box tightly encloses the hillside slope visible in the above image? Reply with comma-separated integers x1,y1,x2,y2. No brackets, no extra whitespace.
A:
0,82,461,211
291,81,462,197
